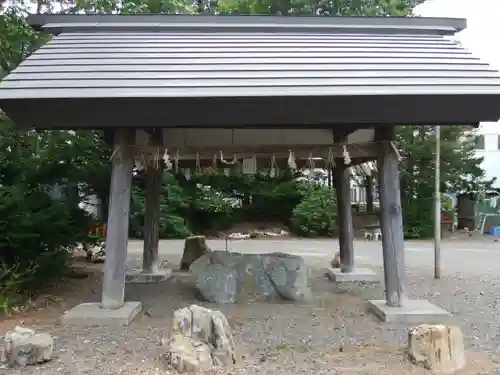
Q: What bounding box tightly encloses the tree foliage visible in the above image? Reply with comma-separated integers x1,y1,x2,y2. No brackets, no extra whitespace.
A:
397,126,491,238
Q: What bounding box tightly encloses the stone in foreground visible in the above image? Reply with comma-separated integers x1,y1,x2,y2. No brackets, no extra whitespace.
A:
191,251,310,303
2,326,53,367
181,235,211,270
125,268,172,284
368,299,451,324
61,301,141,326
408,324,466,374
162,304,236,373
326,268,379,283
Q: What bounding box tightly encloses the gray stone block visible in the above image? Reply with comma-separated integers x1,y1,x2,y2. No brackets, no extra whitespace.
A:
326,268,379,283
61,302,142,327
125,268,172,284
367,299,452,324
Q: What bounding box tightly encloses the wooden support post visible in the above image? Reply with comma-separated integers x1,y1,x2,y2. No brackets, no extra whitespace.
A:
332,131,355,273
334,163,354,273
376,127,407,307
101,128,135,310
142,129,163,273
366,176,374,213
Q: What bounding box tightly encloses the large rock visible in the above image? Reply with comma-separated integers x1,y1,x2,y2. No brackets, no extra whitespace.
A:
2,326,53,367
191,251,310,303
408,324,466,374
195,264,238,303
264,252,309,301
181,236,211,270
163,305,236,373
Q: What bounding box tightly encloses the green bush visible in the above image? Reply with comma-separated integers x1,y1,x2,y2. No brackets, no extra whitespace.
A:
0,185,92,294
159,214,192,238
246,171,305,224
129,174,192,238
290,184,337,237
188,186,235,232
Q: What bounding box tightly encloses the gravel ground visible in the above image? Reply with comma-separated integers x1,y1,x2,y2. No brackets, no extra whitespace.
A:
1,257,499,375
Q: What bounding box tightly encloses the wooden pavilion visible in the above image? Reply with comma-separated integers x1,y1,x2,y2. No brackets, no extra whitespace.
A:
1,14,500,324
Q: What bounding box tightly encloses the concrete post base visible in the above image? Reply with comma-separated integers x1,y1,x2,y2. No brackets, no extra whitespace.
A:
326,268,379,283
61,301,142,326
125,268,172,284
367,299,452,324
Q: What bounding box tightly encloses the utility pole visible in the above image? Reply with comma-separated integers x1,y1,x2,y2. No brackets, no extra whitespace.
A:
434,125,441,279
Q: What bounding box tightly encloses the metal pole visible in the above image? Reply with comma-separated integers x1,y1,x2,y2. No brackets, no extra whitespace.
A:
434,125,441,279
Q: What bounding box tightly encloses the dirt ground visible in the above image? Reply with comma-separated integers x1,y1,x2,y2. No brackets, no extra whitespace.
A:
1,251,497,375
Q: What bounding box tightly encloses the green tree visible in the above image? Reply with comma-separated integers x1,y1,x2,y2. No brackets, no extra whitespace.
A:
217,0,425,15
397,125,491,238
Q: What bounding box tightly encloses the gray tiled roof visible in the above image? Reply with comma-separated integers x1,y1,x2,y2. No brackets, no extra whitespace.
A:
0,15,499,100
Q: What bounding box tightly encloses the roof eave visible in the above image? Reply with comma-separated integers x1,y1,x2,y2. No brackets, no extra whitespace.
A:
26,14,467,36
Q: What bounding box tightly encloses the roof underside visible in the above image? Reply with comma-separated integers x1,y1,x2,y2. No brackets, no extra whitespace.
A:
1,15,500,129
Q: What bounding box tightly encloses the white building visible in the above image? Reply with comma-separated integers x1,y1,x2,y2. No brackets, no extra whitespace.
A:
474,122,500,188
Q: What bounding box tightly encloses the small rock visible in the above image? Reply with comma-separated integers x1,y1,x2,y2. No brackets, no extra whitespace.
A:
181,236,211,271
3,326,53,367
408,324,466,374
164,334,213,373
163,305,236,373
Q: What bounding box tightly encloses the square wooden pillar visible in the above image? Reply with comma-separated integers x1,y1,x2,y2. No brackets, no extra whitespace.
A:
101,128,135,309
365,175,374,213
368,126,450,323
61,128,142,326
327,132,378,284
126,128,171,284
334,162,354,273
142,162,162,273
377,139,407,307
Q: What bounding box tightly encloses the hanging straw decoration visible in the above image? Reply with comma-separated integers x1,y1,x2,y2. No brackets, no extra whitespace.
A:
163,148,173,170
134,155,144,171
287,149,297,171
220,151,239,165
268,154,278,178
342,144,351,165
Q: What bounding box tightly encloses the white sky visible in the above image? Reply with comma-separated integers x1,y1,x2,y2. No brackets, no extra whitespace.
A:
415,0,500,69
